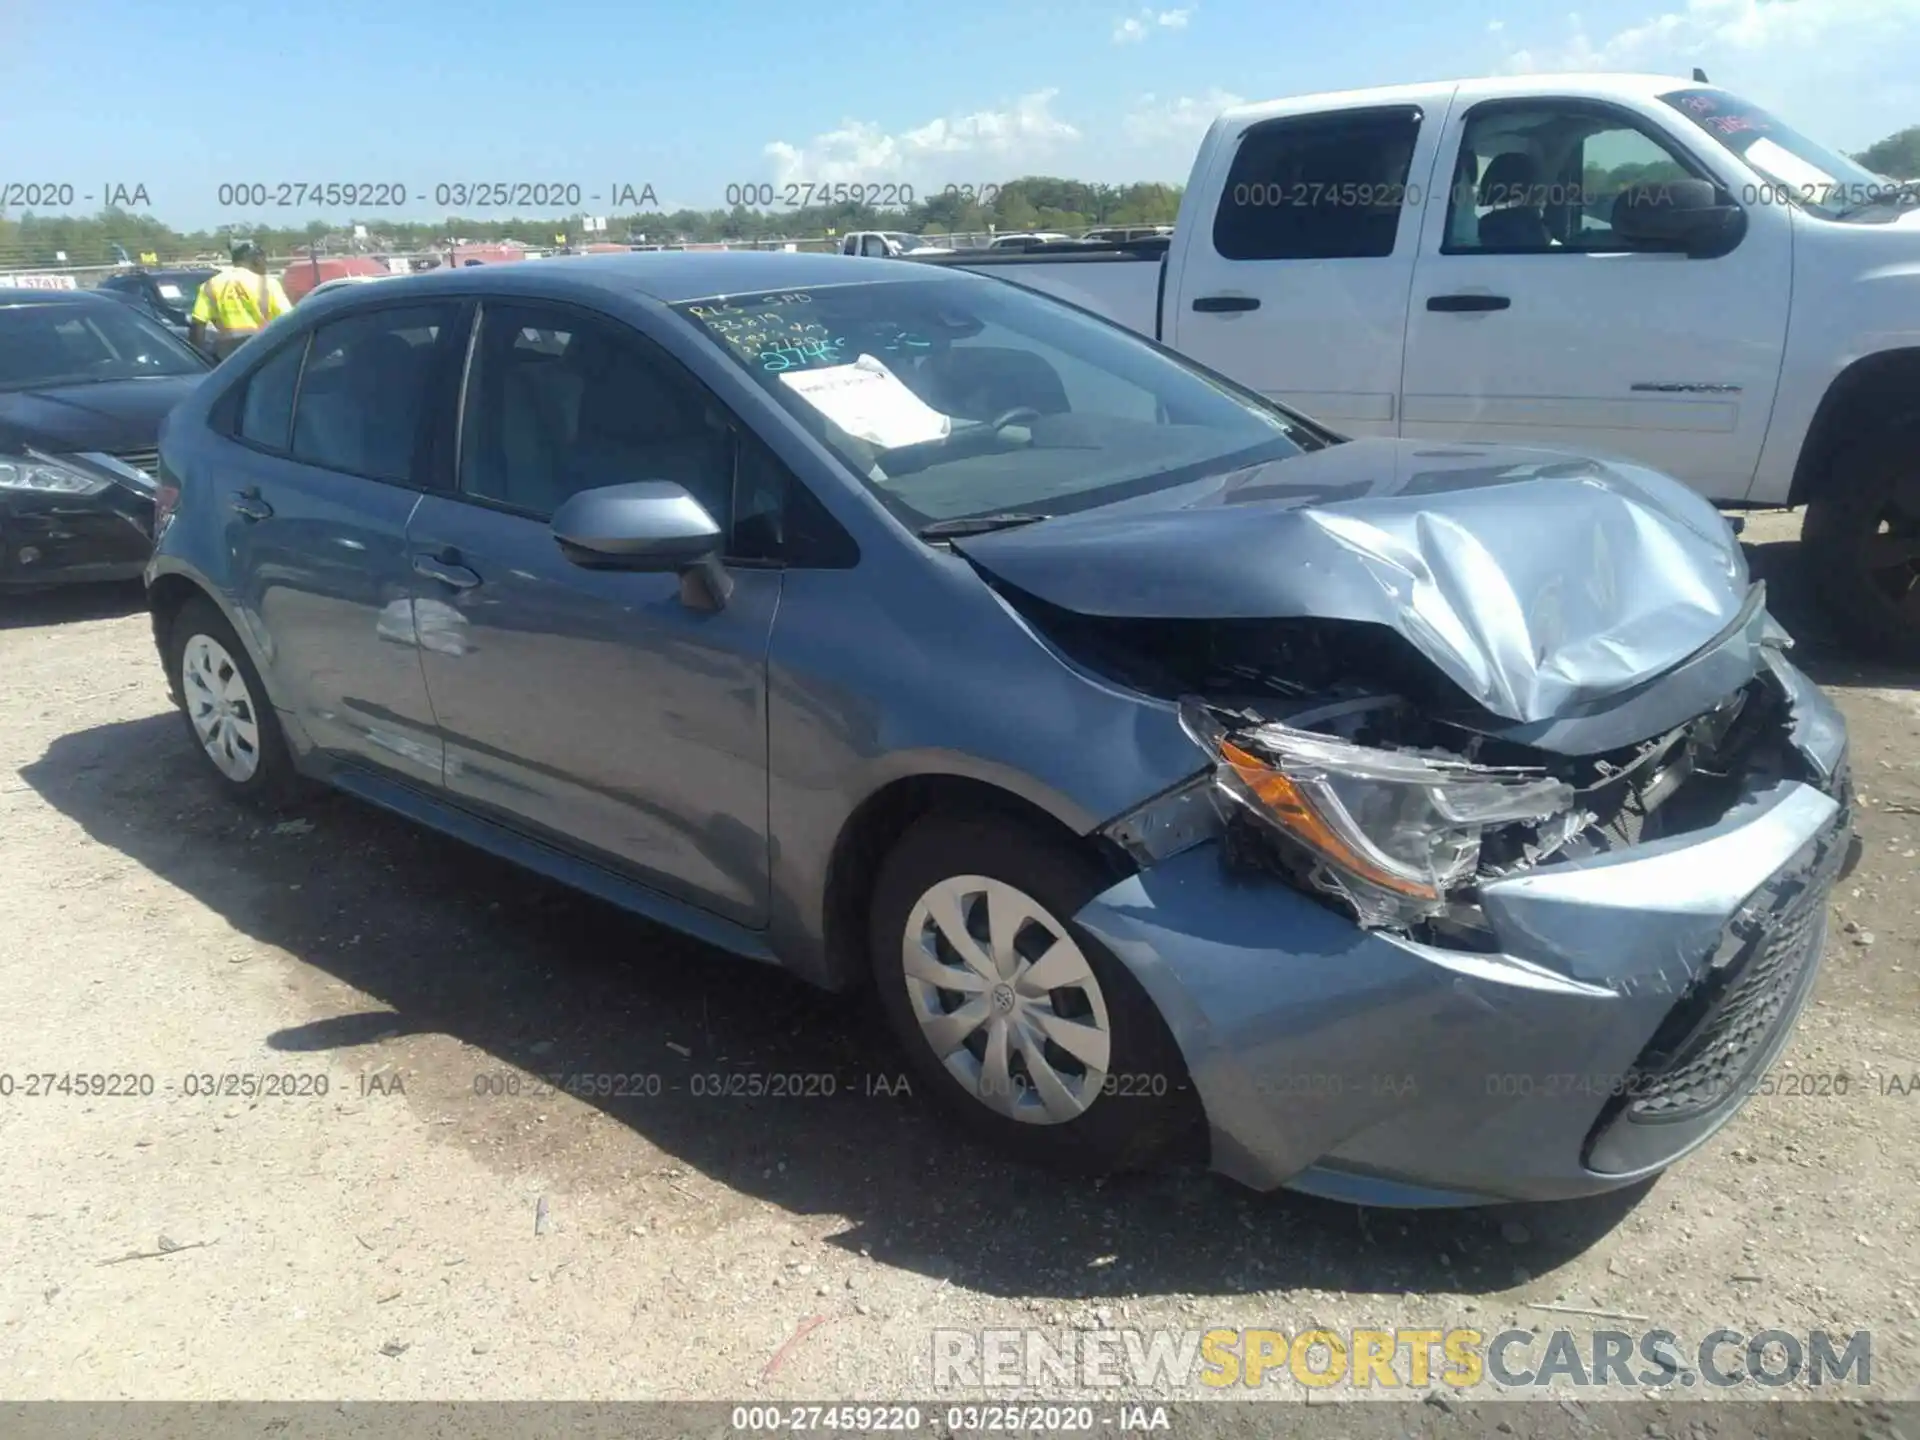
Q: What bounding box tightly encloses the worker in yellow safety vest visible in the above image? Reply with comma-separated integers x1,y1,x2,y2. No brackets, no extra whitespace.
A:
189,240,292,360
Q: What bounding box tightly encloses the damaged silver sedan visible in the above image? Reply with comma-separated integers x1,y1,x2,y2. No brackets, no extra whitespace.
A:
150,254,1854,1206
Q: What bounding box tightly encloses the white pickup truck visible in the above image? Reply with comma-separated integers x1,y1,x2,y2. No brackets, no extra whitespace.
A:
906,72,1920,657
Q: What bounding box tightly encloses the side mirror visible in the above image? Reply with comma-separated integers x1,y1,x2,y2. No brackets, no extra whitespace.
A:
1611,178,1745,258
550,481,732,608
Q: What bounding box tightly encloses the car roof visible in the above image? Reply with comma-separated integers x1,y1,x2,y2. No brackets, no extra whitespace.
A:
333,250,969,306
0,287,117,308
1217,72,1706,130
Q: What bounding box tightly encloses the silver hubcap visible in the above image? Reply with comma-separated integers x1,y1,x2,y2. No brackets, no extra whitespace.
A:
181,633,261,783
902,875,1112,1125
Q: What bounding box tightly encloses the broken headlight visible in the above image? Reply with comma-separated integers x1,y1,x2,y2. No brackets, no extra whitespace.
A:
1180,699,1583,928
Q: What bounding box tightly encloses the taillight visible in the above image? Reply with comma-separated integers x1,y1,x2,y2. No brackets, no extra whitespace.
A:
153,481,181,531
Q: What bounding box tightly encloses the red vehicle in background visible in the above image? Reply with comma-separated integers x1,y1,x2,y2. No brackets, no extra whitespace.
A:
280,255,392,303
448,243,526,266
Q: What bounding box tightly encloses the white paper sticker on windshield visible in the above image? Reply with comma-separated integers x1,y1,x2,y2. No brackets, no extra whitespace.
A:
1746,137,1836,201
157,283,183,299
778,354,952,449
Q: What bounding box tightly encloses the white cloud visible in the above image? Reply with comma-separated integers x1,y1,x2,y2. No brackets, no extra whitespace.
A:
1122,89,1245,147
764,91,1082,188
1113,7,1193,43
1499,0,1920,76
1490,0,1920,150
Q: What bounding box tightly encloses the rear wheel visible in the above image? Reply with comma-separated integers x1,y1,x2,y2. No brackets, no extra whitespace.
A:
165,596,307,809
869,812,1199,1175
1803,437,1920,663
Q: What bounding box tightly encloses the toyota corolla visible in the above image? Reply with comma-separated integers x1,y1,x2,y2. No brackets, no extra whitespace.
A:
144,253,1853,1205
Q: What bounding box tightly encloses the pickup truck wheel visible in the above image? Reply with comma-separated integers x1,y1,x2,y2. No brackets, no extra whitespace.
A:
1803,440,1920,663
165,597,309,811
869,813,1200,1176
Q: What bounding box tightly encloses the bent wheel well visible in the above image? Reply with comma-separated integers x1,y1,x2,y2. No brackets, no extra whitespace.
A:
821,775,1126,991
147,574,212,693
1791,349,1920,508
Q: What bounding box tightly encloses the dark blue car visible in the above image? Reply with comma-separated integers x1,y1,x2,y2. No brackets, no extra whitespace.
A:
1,288,210,589
144,252,1852,1205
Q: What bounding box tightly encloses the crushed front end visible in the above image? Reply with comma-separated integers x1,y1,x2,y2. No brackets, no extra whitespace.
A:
1063,585,1854,1203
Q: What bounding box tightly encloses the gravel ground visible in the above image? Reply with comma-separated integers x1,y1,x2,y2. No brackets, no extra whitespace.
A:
0,509,1916,1422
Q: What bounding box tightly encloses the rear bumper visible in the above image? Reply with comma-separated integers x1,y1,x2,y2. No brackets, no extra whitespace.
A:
1072,658,1851,1206
0,491,154,588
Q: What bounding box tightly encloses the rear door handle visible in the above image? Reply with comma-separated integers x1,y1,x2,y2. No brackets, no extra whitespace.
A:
229,488,273,521
412,552,481,589
1426,294,1511,312
1191,294,1261,313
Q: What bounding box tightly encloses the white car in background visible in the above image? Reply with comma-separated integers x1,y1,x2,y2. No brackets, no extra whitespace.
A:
840,231,954,258
987,231,1073,248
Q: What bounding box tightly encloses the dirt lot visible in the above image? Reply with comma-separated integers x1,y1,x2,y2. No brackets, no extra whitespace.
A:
1,510,1917,1420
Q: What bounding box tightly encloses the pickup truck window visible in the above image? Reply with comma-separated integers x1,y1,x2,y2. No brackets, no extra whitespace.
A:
1658,87,1895,222
1443,103,1695,254
1213,106,1421,261
672,277,1311,527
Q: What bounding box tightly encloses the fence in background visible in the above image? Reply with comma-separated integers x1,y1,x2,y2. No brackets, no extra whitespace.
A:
0,228,1039,288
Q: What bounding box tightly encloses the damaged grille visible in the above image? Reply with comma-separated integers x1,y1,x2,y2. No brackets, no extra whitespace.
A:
1596,775,1851,1134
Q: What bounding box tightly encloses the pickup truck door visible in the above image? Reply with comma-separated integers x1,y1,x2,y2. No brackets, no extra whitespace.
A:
1398,91,1791,497
1164,98,1448,436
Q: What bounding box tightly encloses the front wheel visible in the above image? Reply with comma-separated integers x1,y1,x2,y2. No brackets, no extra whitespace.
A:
1802,438,1920,663
869,812,1200,1175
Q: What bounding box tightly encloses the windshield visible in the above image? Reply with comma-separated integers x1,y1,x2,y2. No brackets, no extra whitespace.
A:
671,276,1313,527
1659,87,1900,220
150,273,208,311
0,300,207,389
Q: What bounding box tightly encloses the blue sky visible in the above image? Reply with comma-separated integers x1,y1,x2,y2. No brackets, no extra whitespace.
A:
5,0,1917,229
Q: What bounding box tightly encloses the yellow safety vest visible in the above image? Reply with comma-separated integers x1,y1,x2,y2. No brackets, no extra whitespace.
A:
191,266,292,333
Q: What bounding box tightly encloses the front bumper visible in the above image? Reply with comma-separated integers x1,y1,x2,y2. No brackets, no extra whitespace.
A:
0,488,154,588
1073,657,1852,1206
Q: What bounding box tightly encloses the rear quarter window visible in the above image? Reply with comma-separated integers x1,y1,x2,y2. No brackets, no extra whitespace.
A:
236,337,308,452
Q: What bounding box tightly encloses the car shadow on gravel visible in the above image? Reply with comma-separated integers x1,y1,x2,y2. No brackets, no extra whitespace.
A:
1743,528,1920,692
0,579,146,631
27,711,1655,1307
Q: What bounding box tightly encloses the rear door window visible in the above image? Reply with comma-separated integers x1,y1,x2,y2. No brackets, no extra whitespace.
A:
1213,107,1424,260
236,336,308,452
289,304,460,483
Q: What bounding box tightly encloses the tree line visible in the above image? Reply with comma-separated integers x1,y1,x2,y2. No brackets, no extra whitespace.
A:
1856,125,1920,181
0,177,1186,268
5,125,1918,270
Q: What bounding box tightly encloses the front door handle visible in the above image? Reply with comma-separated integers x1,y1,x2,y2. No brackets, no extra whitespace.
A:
1191,294,1261,313
1426,293,1511,312
412,552,481,589
229,488,273,521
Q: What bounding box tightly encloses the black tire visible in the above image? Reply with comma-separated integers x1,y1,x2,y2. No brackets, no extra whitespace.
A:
164,595,309,810
869,811,1201,1176
1802,436,1920,663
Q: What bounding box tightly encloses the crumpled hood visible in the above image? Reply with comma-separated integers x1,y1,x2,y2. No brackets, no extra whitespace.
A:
952,438,1750,723
0,376,204,455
